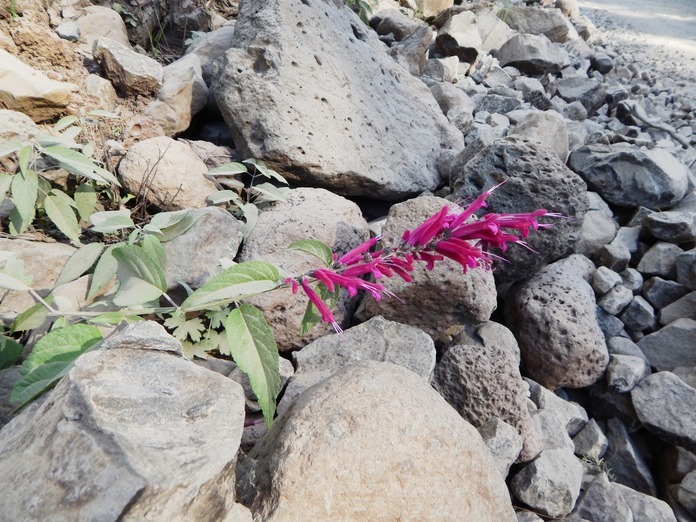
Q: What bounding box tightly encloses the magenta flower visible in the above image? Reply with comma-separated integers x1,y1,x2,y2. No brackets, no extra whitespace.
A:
287,186,560,333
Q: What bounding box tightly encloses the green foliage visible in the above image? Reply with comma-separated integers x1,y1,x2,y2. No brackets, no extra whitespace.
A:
300,283,340,336
288,239,334,267
0,334,23,369
10,324,103,408
344,0,373,24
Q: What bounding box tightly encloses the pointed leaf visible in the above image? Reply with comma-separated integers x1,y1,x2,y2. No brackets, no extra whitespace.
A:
181,260,280,312
111,244,167,306
287,239,334,267
11,300,50,333
9,167,38,235
52,115,79,133
90,209,134,234
44,192,81,244
88,311,144,326
149,209,205,242
74,183,98,221
141,234,166,268
250,182,287,203
225,304,280,427
0,141,23,159
40,145,120,185
11,324,103,406
243,159,288,184
207,190,242,205
0,335,23,369
55,242,104,287
239,203,259,239
207,162,248,176
87,244,118,300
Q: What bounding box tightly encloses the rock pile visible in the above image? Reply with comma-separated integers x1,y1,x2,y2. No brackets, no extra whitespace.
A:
0,0,695,519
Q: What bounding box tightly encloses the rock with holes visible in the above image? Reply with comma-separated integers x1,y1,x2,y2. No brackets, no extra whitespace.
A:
433,322,542,462
238,188,369,350
508,109,569,162
244,361,516,520
505,257,609,389
450,136,588,283
355,196,497,338
212,0,462,201
117,136,217,210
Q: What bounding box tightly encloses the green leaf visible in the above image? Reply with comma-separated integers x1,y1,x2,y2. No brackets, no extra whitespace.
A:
55,242,104,287
74,183,98,222
149,209,205,242
87,244,118,300
0,251,32,290
239,202,259,239
88,311,143,326
11,299,50,333
111,244,167,306
141,234,166,269
243,159,288,184
0,334,23,369
250,182,287,203
225,304,280,427
0,141,23,159
164,313,205,342
43,191,81,244
40,145,120,186
181,260,281,312
299,283,340,336
207,162,248,176
288,239,334,267
17,145,32,175
10,324,103,407
207,190,242,205
53,115,79,133
181,341,210,360
8,167,38,235
90,209,134,233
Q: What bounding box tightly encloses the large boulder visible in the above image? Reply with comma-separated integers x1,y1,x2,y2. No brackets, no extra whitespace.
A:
506,257,610,389
355,196,497,338
243,361,516,521
502,6,578,42
568,144,689,210
0,322,249,521
212,0,463,201
93,37,163,97
497,33,570,74
238,188,370,350
450,136,589,283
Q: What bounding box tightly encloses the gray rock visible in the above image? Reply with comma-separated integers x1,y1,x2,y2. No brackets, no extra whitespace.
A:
587,383,640,431
435,9,515,64
503,6,578,43
246,361,516,520
620,296,655,331
212,0,462,201
576,210,619,257
497,33,570,74
571,472,632,522
0,366,20,429
356,197,496,338
604,417,657,496
387,25,433,76
185,25,236,84
613,482,677,522
632,371,696,453
676,248,696,289
596,306,626,338
620,268,643,292
433,322,541,461
75,5,131,56
637,242,684,279
607,336,648,363
430,82,474,114
451,136,589,283
679,470,696,516
93,37,163,96
646,211,696,243
509,109,569,162
474,93,522,114
598,285,634,315
590,52,613,74
573,418,609,460
660,291,696,325
516,512,544,522
56,21,80,42
164,207,243,290
556,76,607,115
525,377,589,436
0,322,247,521
643,276,690,309
506,259,609,389
606,354,651,392
477,418,524,479
447,105,475,134
422,56,459,82
638,318,696,370
532,408,575,452
376,9,423,41
568,145,689,210
593,267,622,295
510,448,583,518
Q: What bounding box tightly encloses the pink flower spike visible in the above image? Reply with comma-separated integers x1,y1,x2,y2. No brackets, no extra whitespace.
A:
299,277,340,332
403,206,449,246
284,277,299,294
337,237,380,265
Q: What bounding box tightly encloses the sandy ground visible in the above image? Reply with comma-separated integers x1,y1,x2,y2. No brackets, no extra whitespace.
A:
578,0,696,83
